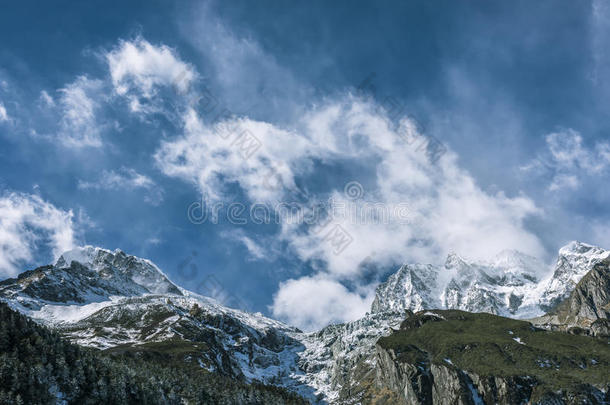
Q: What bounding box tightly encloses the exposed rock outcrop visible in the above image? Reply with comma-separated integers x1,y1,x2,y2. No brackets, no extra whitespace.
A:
372,310,610,405
532,258,610,336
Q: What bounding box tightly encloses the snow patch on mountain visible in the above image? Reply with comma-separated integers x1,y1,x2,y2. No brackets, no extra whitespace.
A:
291,311,403,402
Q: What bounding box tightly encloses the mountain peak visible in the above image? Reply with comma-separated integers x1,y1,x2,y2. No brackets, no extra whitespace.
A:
55,246,176,294
55,245,114,268
552,241,609,279
372,242,610,318
559,240,597,254
537,241,610,311
557,241,608,260
1,246,183,316
444,252,468,269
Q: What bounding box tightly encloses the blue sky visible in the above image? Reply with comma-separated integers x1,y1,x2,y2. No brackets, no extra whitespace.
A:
1,0,610,330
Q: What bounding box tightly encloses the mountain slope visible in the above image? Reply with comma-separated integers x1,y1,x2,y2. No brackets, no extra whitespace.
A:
0,302,307,405
373,310,610,405
0,247,365,403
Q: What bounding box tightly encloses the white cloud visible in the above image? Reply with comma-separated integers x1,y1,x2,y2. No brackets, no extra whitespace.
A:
549,174,579,192
523,129,610,191
145,237,162,246
3,75,107,148
154,95,545,328
271,275,374,331
240,236,266,260
39,90,55,107
78,168,163,205
546,130,601,172
106,37,197,114
0,102,9,122
57,76,105,148
155,108,314,203
221,230,268,261
0,192,79,277
158,97,544,263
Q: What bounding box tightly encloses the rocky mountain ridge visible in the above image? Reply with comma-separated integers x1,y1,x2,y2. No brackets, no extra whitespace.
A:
1,242,609,404
371,241,610,319
532,257,610,337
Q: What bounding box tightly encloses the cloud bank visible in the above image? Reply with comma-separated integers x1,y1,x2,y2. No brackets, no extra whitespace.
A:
150,85,544,329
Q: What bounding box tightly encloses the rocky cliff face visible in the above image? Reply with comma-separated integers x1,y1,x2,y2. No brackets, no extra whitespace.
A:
538,242,610,311
374,347,536,405
532,258,610,336
295,311,404,404
372,310,610,405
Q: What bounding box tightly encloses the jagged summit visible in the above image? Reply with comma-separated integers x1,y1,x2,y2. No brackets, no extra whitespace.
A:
443,252,468,268
55,245,113,268
55,245,179,295
371,241,609,319
538,241,610,311
0,245,185,323
558,240,605,255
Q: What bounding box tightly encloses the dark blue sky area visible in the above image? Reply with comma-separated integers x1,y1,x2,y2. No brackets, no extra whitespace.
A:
1,1,609,329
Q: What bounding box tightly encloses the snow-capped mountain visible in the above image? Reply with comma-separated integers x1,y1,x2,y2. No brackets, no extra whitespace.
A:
537,241,610,311
532,255,610,336
0,242,607,404
0,247,183,315
371,241,610,319
0,247,314,394
0,246,399,403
